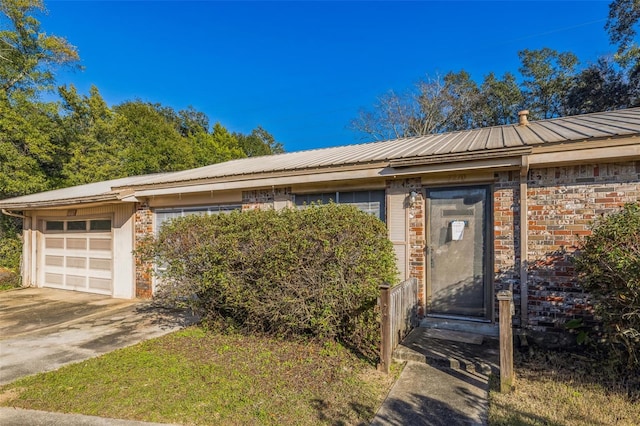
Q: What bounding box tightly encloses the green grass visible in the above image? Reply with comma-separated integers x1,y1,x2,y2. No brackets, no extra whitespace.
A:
0,327,398,425
489,349,640,426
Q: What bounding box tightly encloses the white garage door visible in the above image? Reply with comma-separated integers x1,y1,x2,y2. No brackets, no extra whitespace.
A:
42,219,113,295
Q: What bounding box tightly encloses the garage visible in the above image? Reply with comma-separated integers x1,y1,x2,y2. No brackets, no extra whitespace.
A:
41,218,113,295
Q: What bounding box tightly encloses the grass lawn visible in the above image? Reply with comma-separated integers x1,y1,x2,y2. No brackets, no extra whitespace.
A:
489,349,640,426
0,327,397,425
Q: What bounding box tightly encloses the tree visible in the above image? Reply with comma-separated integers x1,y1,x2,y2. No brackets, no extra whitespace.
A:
478,72,523,126
351,89,421,140
566,57,636,115
606,0,640,68
0,0,79,98
518,48,579,119
234,126,284,157
351,70,506,140
114,101,197,175
58,85,126,185
0,93,60,198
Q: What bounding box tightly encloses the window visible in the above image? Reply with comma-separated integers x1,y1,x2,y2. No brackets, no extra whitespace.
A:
67,220,87,231
45,219,111,232
90,219,112,231
154,204,242,232
45,221,64,231
294,190,385,221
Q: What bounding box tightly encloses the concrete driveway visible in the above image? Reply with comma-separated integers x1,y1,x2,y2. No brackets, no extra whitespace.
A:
0,287,195,385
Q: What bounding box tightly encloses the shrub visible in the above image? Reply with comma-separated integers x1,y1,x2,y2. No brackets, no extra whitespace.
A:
573,202,640,368
0,236,22,272
142,204,398,361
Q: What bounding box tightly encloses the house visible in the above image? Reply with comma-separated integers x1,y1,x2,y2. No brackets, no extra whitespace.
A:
1,108,639,335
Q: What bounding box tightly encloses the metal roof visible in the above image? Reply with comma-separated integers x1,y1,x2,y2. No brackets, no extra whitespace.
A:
0,174,168,209
131,108,640,187
1,107,639,209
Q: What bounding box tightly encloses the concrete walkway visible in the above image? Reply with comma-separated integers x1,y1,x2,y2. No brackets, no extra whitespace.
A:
371,328,499,426
0,407,180,426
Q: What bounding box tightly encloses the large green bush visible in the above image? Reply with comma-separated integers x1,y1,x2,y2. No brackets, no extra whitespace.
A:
142,204,398,361
573,202,640,368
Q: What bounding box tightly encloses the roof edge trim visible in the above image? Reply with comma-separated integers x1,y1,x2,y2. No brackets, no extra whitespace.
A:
389,147,532,168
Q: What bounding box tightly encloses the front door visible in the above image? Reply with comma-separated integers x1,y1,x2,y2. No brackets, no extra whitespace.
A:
426,186,491,320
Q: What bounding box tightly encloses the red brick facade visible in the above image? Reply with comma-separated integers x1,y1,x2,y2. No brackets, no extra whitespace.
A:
524,161,639,331
134,203,154,298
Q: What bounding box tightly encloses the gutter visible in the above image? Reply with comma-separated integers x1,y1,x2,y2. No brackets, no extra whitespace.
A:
520,155,529,327
1,209,27,219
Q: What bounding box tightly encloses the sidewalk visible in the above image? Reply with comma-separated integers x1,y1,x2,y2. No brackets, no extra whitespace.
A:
370,328,499,426
0,407,179,426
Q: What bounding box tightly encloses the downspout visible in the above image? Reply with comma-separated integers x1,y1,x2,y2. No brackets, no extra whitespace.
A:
2,209,27,219
519,155,529,327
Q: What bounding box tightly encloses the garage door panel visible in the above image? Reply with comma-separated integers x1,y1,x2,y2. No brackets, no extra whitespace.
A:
66,256,86,269
66,275,86,288
89,258,111,271
89,238,111,251
89,277,111,291
45,238,64,249
45,273,64,286
41,221,113,295
45,255,64,267
66,238,87,250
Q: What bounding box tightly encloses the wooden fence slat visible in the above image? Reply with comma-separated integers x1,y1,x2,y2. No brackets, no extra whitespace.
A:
379,277,419,373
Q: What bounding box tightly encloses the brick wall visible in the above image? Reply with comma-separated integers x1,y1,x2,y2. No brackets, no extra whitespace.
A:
493,171,521,325
242,187,291,211
524,161,640,331
494,161,640,331
134,203,153,298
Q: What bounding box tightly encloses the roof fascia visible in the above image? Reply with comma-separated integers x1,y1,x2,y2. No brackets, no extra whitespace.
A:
134,166,388,198
0,194,120,211
529,143,640,167
115,162,390,193
388,147,532,168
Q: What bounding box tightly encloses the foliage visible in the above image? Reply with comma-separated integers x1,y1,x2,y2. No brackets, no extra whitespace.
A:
573,202,640,369
606,0,640,67
0,0,79,97
142,204,398,361
518,48,579,119
234,125,284,157
566,57,636,114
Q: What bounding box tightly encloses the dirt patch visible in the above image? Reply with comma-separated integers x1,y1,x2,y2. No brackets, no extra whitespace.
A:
0,388,22,405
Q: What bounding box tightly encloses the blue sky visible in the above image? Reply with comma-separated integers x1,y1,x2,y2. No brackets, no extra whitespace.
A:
41,1,614,151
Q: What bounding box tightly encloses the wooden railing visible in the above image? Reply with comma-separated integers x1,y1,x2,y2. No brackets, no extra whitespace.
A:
378,277,420,373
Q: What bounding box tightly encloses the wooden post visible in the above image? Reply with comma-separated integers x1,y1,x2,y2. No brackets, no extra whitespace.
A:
379,283,391,374
497,290,514,392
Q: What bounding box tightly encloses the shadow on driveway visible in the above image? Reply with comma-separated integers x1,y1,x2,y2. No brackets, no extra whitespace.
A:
0,287,197,385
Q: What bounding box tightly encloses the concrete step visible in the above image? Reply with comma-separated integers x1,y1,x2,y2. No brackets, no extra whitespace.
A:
393,327,499,377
